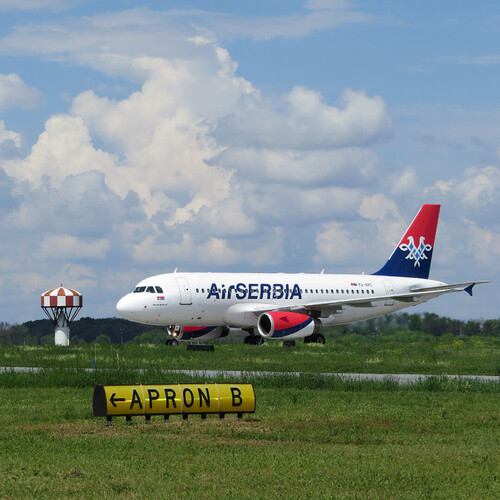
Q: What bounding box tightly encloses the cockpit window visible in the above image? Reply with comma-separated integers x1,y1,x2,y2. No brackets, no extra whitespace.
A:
133,286,146,293
146,286,155,293
155,286,163,293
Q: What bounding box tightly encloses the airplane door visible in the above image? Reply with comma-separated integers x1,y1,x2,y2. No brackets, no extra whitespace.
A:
382,279,394,306
175,278,192,305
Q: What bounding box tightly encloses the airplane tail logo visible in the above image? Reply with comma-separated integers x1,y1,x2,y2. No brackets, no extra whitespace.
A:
373,204,440,279
400,236,433,267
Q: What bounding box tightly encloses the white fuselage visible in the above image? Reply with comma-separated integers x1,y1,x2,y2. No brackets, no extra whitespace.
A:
116,272,445,328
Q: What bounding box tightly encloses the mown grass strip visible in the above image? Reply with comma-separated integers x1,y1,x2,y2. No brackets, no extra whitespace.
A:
1,368,498,394
1,338,499,375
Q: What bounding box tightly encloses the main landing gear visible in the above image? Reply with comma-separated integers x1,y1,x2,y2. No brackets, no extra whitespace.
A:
243,329,265,345
303,334,325,344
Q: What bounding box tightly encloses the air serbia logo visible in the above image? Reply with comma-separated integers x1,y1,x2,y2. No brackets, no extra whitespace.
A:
399,236,432,267
207,282,302,300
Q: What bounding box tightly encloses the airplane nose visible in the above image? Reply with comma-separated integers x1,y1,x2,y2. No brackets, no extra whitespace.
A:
116,294,137,319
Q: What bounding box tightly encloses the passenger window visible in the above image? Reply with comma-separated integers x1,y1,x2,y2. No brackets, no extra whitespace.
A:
155,286,163,293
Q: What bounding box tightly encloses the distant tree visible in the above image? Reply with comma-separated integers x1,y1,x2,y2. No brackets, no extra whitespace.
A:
0,324,28,345
95,334,111,344
450,320,464,337
421,313,451,337
25,335,39,346
130,329,168,345
464,320,481,336
482,319,500,337
40,335,53,346
408,314,421,332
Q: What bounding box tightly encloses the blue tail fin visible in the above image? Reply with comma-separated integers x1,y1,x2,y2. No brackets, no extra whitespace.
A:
373,204,440,279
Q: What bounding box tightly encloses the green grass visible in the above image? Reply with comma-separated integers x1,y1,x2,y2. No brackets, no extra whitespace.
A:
0,342,498,498
0,372,498,499
1,336,499,375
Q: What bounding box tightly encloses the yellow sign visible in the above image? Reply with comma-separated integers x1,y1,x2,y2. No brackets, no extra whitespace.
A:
93,383,255,420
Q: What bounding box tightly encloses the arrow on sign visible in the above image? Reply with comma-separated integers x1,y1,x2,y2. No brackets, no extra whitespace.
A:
110,393,126,407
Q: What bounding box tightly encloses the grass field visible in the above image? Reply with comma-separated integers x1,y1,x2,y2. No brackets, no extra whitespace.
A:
0,342,499,499
1,335,499,376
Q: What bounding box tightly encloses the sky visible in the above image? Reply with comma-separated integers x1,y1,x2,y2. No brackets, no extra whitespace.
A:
0,0,499,324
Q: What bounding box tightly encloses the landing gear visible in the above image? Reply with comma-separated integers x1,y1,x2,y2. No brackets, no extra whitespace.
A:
303,333,325,344
244,335,265,345
243,329,265,345
165,338,179,346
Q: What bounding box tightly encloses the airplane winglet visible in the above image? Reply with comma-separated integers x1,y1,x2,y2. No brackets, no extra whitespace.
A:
464,284,475,296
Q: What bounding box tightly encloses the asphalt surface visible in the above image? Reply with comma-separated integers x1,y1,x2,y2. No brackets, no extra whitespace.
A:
1,366,498,385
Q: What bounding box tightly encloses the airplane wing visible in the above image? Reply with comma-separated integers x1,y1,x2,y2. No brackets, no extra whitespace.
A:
247,281,489,319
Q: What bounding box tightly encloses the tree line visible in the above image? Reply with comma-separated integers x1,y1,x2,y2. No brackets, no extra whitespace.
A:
0,312,499,346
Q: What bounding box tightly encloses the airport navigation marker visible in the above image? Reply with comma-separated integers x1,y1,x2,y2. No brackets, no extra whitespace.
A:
41,286,83,346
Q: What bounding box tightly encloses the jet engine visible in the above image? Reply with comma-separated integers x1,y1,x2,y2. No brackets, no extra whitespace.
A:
257,311,321,339
167,325,230,342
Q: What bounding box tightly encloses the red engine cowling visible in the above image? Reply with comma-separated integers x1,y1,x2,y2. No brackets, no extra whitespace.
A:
257,311,321,339
168,325,230,342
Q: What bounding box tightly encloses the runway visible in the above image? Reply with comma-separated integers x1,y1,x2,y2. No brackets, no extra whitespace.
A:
1,366,498,385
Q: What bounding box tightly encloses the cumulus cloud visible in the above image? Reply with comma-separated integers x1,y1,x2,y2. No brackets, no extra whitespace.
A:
0,73,42,111
3,115,116,189
219,147,377,187
132,229,285,268
4,5,496,322
39,235,110,260
0,120,22,160
466,223,500,266
217,87,393,150
358,193,399,220
0,120,21,148
314,220,358,266
456,166,500,208
390,167,420,196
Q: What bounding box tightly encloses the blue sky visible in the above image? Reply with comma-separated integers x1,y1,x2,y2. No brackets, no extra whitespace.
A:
0,0,498,323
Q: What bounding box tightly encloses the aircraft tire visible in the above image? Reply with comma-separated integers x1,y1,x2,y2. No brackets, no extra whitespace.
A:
171,339,179,346
315,334,325,344
165,339,172,346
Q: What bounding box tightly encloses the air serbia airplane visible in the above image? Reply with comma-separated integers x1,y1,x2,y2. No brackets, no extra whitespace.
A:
116,205,486,345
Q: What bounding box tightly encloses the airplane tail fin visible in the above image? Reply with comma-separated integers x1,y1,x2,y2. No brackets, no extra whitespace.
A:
373,204,440,279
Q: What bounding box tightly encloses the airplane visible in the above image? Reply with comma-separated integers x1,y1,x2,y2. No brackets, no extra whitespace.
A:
116,204,487,345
